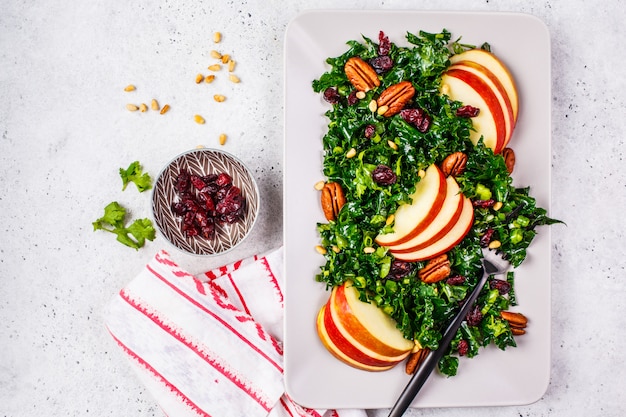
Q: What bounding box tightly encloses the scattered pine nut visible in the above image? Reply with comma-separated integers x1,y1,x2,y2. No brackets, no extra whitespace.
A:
418,169,426,178
150,99,160,111
363,246,376,254
387,140,398,150
314,180,325,191
126,104,139,111
208,64,222,71
355,91,366,99
228,60,236,72
346,148,357,158
315,245,327,255
210,50,222,59
228,74,240,83
213,94,226,102
331,245,341,253
377,105,389,115
488,240,502,249
195,73,204,84
139,103,148,112
386,214,395,226
160,104,170,115
124,84,136,92
195,144,206,149
221,54,230,64
205,74,216,84
194,114,205,124
368,100,377,112
219,133,227,145
213,31,221,43
493,201,503,211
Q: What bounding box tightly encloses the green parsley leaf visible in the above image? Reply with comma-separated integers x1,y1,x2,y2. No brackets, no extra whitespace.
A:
119,161,152,192
92,201,156,250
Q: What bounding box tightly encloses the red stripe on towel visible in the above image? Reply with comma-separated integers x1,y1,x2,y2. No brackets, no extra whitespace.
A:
106,326,213,417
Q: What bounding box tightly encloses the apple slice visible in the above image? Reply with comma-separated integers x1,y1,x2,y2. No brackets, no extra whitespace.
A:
449,49,519,123
375,164,446,247
316,305,396,372
391,196,474,262
448,61,515,153
388,176,464,253
442,67,508,154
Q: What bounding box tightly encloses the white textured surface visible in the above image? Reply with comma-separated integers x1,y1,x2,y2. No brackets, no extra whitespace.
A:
0,1,624,416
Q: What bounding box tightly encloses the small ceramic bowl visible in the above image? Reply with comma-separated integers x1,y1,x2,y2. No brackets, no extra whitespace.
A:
151,148,259,256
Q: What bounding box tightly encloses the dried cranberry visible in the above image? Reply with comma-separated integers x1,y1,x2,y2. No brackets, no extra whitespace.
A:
347,90,359,106
457,339,469,356
456,105,480,117
490,279,511,295
216,186,243,216
216,172,232,187
472,199,495,208
364,124,376,139
480,228,495,247
323,87,341,104
466,305,483,326
198,192,215,212
190,175,207,190
446,274,466,286
202,173,218,184
372,165,397,186
386,260,414,280
377,31,391,56
400,108,431,133
175,171,190,195
369,55,393,74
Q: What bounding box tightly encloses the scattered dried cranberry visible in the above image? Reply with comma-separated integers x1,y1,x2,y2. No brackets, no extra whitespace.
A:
446,274,466,286
347,90,359,106
456,105,480,117
480,228,495,247
466,305,483,326
377,31,391,56
369,55,394,74
364,124,376,139
457,339,469,356
372,165,397,185
472,199,495,208
171,169,246,240
490,279,511,295
386,260,414,280
400,108,431,133
323,87,341,104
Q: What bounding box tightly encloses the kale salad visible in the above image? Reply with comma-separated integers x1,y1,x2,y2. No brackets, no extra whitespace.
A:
311,29,560,376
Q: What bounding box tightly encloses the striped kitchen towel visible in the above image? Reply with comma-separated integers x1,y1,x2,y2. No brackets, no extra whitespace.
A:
105,247,367,417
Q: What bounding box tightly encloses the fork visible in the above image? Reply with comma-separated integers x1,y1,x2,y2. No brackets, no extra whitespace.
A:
387,250,510,417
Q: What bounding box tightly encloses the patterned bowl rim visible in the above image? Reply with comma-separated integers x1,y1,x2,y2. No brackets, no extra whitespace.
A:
151,147,260,257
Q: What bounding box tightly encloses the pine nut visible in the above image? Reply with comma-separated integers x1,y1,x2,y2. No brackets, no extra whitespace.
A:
387,140,398,150
332,245,341,253
228,74,240,83
356,91,366,99
150,99,159,111
377,105,389,115
210,50,222,59
219,133,227,145
213,31,221,43
126,104,139,111
205,75,215,84
160,104,170,115
314,181,325,191
221,54,230,64
368,100,377,112
213,94,226,102
418,169,426,178
139,103,148,112
385,214,395,226
488,240,502,249
493,201,503,211
208,64,221,71
124,84,136,92
346,148,357,158
363,246,375,254
228,60,236,72
195,73,204,83
194,114,205,124
315,245,327,255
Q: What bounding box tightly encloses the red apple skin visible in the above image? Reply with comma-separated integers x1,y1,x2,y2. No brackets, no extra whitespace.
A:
391,196,474,262
448,61,515,153
444,67,508,154
387,176,464,253
449,49,519,123
330,284,412,357
375,164,447,247
316,306,395,372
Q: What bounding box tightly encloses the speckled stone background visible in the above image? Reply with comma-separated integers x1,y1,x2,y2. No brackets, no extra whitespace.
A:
1,0,624,416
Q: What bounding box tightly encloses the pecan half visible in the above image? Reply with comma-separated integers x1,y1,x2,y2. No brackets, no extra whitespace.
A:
321,182,346,221
418,254,451,283
441,152,468,177
501,147,515,174
405,348,429,375
376,81,415,117
344,57,380,92
501,310,528,335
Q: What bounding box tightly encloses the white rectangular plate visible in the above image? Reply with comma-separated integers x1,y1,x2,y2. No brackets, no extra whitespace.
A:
283,10,551,410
